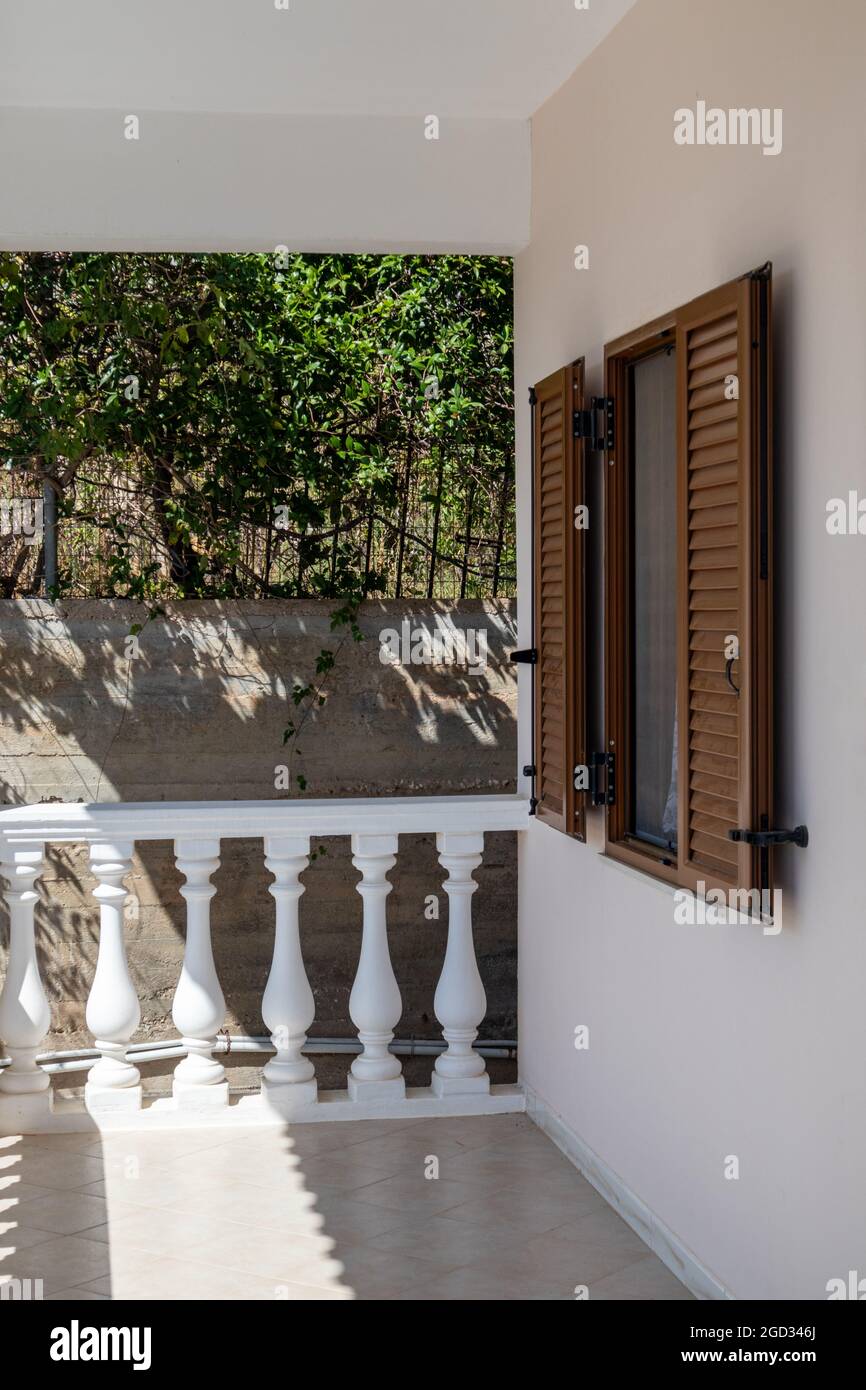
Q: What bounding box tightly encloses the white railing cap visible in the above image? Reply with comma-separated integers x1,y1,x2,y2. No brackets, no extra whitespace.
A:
0,794,530,845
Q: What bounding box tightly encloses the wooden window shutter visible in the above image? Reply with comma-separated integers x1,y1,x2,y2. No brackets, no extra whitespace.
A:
531,359,586,839
675,265,773,903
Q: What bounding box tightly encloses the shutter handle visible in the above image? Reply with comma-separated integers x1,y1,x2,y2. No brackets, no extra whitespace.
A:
725,657,740,696
728,826,809,849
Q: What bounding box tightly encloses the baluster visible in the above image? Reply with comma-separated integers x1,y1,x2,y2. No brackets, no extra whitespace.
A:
0,847,51,1121
85,841,142,1111
348,833,404,1101
171,837,228,1107
261,835,316,1109
432,831,490,1096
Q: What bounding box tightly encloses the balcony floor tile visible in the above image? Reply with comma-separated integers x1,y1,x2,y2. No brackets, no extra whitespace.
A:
0,1116,692,1301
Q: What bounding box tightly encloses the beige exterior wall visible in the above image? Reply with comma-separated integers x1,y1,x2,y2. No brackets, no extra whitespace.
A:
515,0,866,1298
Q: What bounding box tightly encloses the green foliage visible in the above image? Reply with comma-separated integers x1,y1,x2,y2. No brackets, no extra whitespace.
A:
0,252,514,604
0,252,514,792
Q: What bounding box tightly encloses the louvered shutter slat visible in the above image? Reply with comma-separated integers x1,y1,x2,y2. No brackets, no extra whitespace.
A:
532,360,586,838
677,270,773,898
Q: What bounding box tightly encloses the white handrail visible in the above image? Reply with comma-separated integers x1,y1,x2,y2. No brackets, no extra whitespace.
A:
0,793,529,844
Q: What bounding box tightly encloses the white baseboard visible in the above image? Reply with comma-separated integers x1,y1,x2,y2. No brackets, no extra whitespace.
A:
524,1085,733,1301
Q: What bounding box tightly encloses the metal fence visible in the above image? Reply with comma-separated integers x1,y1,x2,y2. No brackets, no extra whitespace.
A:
0,446,514,601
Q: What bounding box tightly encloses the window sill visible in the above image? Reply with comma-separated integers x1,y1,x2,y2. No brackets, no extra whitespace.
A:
597,850,778,933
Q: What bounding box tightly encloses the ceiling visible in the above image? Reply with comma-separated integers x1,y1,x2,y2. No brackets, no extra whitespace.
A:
0,0,636,119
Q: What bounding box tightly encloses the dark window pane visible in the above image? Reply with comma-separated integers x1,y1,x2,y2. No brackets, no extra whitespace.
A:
631,350,678,850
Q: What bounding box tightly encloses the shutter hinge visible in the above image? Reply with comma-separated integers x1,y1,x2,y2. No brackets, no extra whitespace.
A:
509,648,537,665
592,397,615,452
573,397,615,452
573,409,594,440
586,751,616,807
728,825,808,849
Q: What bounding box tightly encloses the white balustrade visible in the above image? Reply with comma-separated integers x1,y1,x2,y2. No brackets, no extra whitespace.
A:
0,847,51,1126
0,796,527,1133
261,834,316,1108
171,837,228,1107
348,833,404,1101
85,841,142,1112
432,831,489,1095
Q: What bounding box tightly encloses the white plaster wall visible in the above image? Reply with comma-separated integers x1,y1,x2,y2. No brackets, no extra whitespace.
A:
515,0,866,1299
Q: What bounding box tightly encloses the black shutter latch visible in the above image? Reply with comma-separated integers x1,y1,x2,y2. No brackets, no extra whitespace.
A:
728,825,808,849
509,648,537,665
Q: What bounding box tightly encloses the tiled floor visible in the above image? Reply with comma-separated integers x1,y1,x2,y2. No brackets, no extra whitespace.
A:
0,1114,692,1300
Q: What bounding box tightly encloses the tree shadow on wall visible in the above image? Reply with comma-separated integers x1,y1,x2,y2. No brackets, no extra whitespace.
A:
0,598,518,1056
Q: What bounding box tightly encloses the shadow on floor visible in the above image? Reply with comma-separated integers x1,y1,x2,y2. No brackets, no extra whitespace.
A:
0,1114,693,1301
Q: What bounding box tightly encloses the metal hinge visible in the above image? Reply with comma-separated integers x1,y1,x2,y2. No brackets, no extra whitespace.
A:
592,396,615,452
573,397,615,452
728,825,808,849
509,648,537,665
573,409,594,440
586,751,616,807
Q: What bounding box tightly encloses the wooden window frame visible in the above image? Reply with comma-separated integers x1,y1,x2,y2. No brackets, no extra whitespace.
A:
604,311,682,887
603,267,773,903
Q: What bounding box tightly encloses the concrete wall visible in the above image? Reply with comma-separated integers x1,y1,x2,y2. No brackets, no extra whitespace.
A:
515,0,866,1299
0,599,517,1051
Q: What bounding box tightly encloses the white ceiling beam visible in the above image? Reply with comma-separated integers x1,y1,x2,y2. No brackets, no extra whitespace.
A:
0,109,530,254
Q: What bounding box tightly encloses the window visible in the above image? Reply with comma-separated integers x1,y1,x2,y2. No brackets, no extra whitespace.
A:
531,265,775,906
628,342,678,855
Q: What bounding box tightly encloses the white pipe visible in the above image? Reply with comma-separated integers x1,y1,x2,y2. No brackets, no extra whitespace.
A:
0,1034,517,1076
